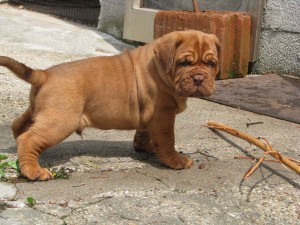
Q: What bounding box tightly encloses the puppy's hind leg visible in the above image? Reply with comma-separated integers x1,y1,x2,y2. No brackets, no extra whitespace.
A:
133,130,154,153
12,107,32,139
17,114,79,181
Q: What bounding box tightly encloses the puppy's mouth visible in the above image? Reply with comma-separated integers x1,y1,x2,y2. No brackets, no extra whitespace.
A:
176,74,215,98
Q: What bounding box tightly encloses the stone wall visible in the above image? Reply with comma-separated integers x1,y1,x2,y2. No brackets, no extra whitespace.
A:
98,0,126,39
252,0,300,76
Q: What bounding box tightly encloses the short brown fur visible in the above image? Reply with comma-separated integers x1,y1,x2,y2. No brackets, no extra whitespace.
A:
0,30,220,180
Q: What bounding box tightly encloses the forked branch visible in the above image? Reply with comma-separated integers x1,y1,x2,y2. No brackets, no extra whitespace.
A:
206,120,300,180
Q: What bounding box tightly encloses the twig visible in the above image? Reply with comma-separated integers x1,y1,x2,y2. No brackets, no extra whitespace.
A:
120,215,141,222
234,156,256,160
197,151,219,160
234,156,279,163
243,151,278,180
72,184,86,188
90,175,109,179
206,121,300,179
246,122,264,127
258,137,289,171
287,158,300,165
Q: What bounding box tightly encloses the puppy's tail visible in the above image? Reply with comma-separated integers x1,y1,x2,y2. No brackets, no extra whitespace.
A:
0,56,47,87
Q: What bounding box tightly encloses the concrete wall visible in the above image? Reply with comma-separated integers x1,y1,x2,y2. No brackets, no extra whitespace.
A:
98,0,126,39
98,0,300,76
252,0,300,76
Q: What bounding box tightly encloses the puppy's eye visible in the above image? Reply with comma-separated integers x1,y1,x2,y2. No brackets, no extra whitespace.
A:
207,61,217,67
177,60,192,67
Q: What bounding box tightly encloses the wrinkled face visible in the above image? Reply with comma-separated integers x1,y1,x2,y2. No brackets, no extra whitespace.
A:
154,30,221,98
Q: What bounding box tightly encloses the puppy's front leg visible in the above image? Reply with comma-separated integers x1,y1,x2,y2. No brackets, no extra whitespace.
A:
149,110,193,169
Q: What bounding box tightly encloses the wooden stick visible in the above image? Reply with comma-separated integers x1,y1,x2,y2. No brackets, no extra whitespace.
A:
206,120,300,176
192,0,201,13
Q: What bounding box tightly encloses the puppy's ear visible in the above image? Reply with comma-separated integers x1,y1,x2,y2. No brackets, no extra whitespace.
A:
213,35,221,62
216,40,221,62
212,34,222,78
153,33,182,74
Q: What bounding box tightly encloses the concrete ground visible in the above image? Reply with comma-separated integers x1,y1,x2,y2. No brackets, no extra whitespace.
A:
0,5,299,225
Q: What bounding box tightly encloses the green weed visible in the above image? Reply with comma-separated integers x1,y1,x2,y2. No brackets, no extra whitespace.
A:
0,154,8,160
51,167,70,180
26,197,36,207
0,154,20,180
228,71,238,79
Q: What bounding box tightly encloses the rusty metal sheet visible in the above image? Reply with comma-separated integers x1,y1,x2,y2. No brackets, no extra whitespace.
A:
205,74,300,124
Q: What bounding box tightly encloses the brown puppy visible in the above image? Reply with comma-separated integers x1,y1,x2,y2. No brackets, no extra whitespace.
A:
0,30,220,181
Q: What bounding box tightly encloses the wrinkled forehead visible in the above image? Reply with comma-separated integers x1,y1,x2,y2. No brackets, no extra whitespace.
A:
176,32,218,57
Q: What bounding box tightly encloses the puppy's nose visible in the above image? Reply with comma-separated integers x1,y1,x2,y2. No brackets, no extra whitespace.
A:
193,75,205,86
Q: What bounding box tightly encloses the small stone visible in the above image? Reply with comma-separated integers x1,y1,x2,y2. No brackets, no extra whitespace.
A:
0,183,17,201
4,200,27,208
198,163,205,169
58,201,68,208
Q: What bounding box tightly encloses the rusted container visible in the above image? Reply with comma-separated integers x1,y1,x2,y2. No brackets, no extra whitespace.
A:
154,1,251,79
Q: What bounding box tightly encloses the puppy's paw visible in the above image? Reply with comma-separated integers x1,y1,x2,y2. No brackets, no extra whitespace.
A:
161,154,193,170
21,165,54,181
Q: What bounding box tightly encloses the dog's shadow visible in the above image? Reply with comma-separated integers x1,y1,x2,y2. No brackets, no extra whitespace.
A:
3,140,160,169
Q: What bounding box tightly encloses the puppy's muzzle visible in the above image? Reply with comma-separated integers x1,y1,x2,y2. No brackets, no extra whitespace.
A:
192,74,205,86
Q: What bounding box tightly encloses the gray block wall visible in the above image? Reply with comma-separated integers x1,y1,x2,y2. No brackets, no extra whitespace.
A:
98,0,300,76
252,0,300,76
98,0,126,39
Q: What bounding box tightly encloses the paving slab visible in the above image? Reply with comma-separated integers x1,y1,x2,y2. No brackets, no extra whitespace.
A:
0,207,64,225
0,4,299,225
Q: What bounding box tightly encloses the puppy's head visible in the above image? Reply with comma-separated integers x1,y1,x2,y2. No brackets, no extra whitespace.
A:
154,30,221,98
